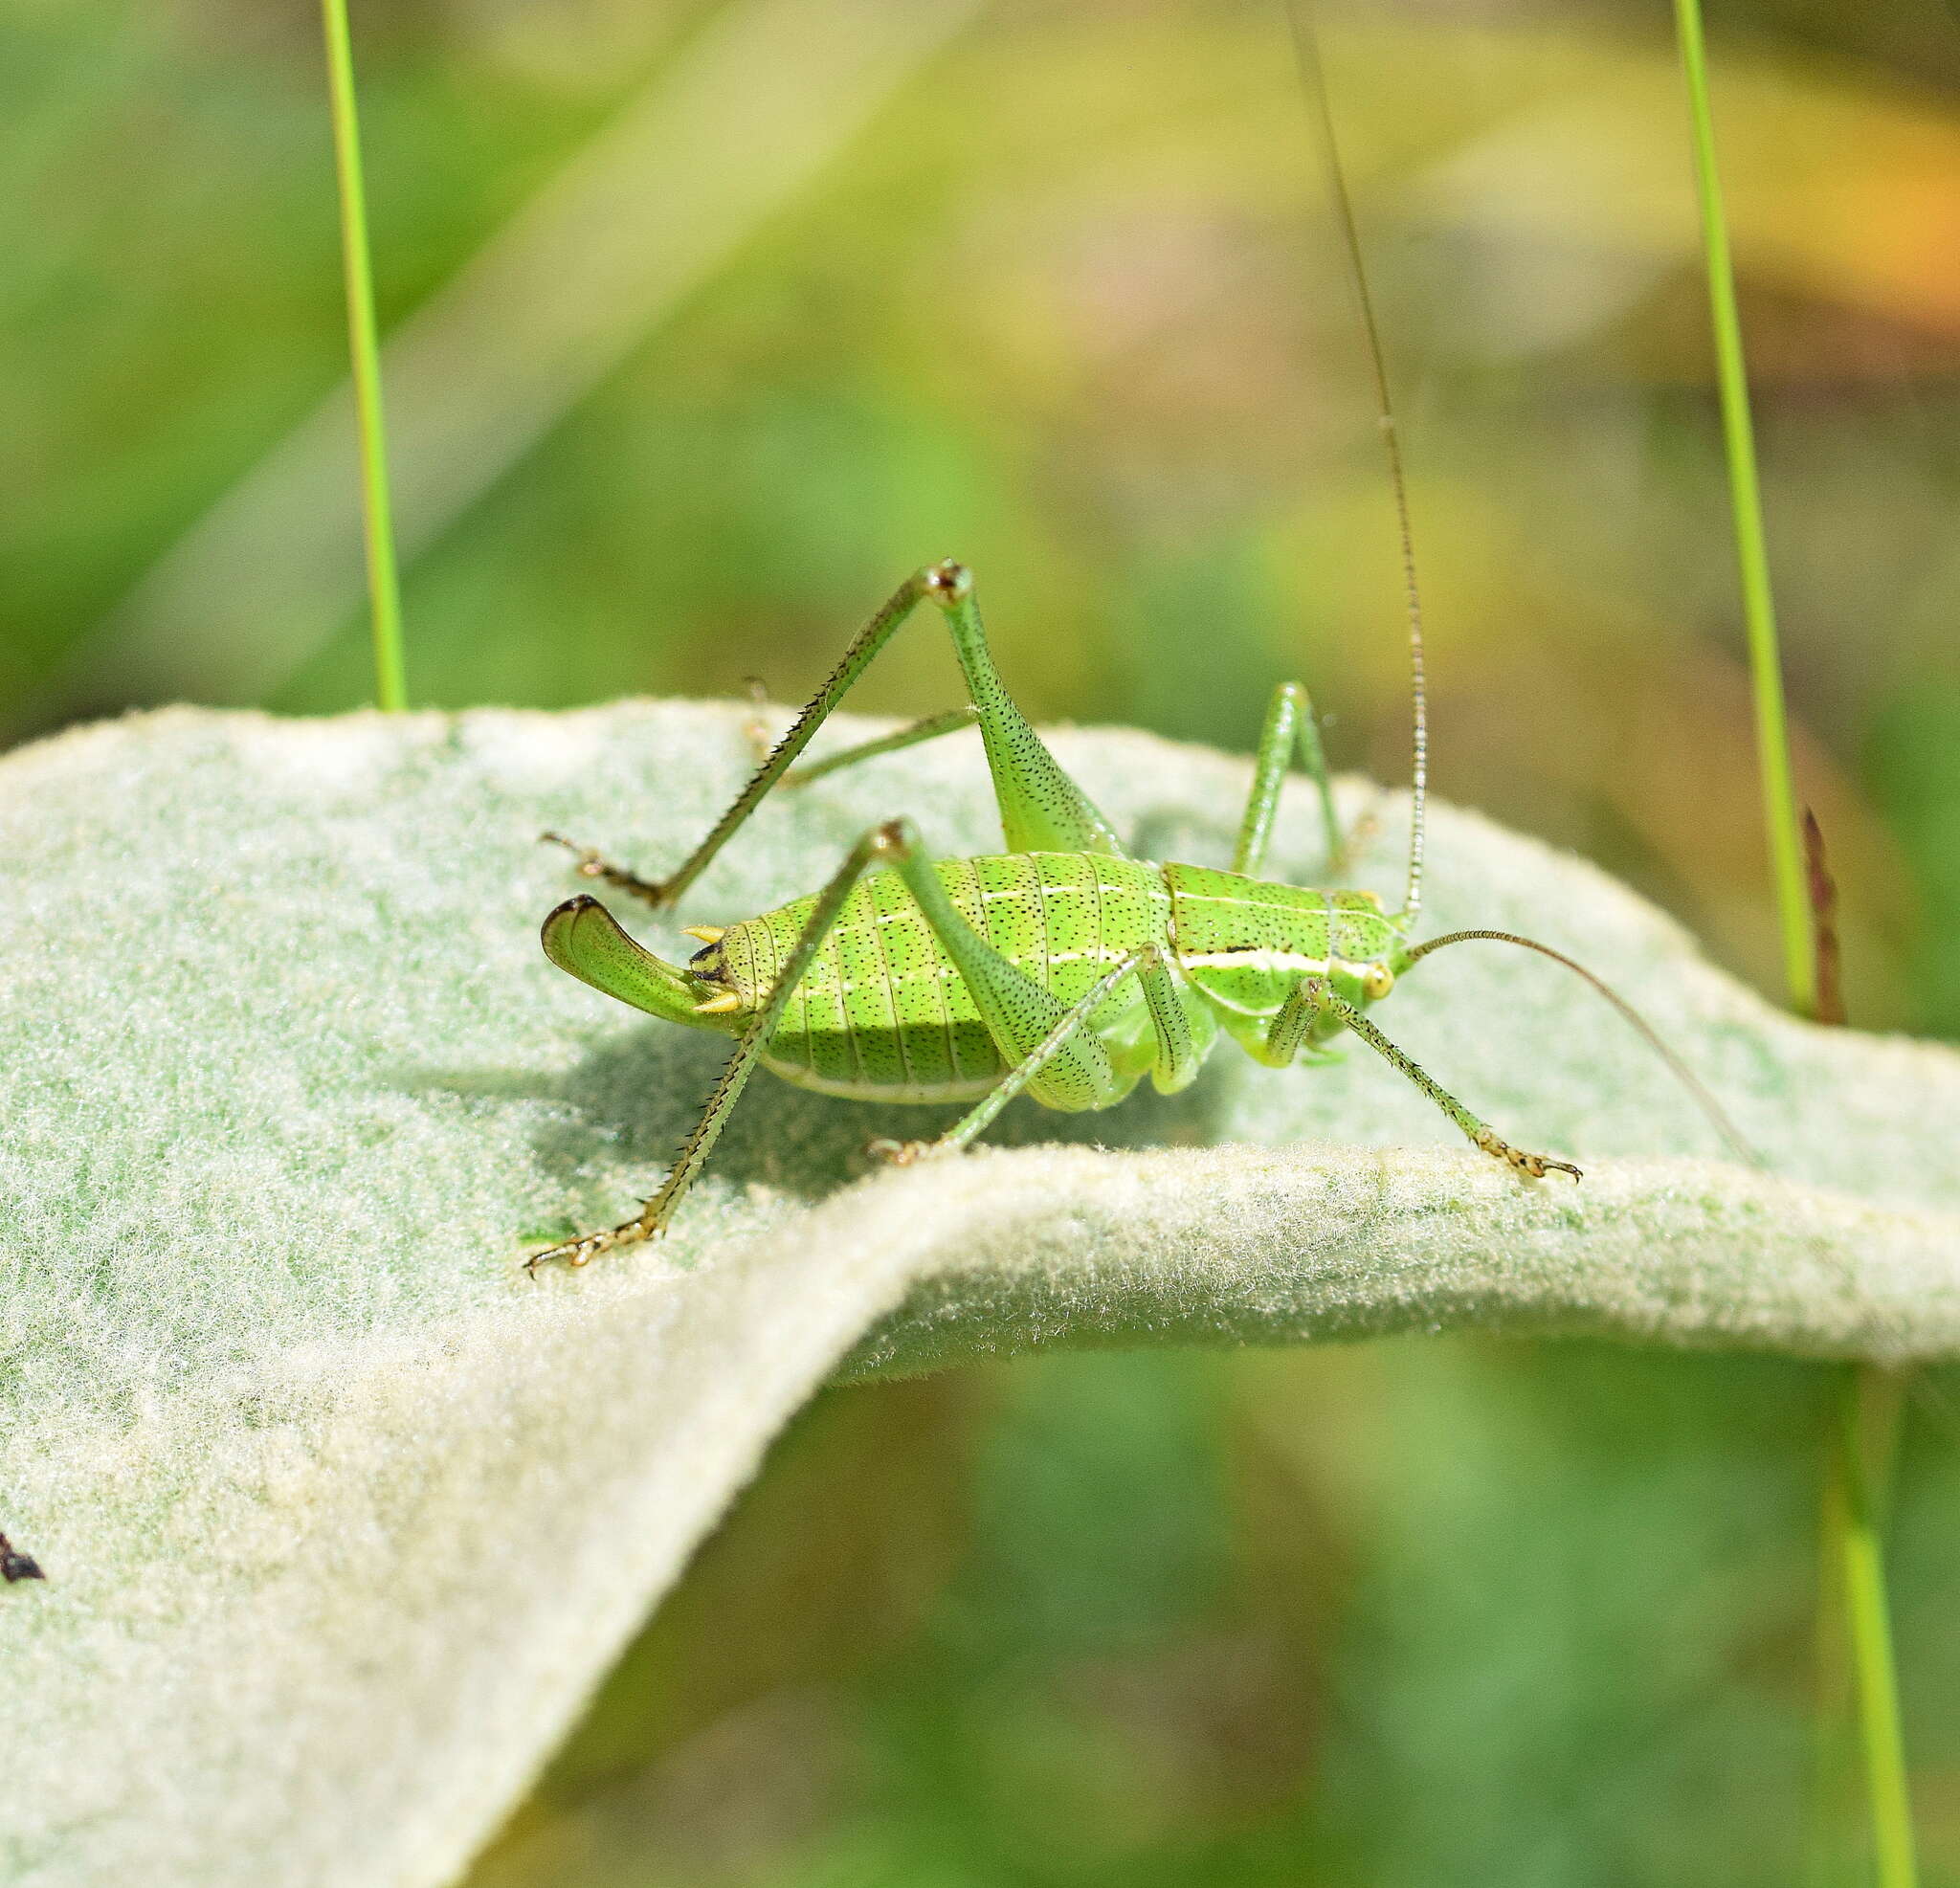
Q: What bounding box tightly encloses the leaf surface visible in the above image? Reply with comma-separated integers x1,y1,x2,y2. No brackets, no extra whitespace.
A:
3,702,1955,1886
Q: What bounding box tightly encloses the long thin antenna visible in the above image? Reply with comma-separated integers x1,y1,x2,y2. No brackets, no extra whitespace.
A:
1401,927,1757,1165
1284,0,1427,925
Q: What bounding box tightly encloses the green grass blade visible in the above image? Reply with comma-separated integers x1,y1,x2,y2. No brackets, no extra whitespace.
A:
1672,0,1810,1016
319,0,408,712
1838,1366,1918,1888
1671,5,1913,1881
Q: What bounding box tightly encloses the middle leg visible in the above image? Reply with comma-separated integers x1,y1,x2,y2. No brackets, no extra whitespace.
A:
869,944,1156,1165
868,934,1207,1163
782,706,981,786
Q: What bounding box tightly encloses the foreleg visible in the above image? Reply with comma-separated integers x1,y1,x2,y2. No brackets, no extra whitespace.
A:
1266,978,1582,1181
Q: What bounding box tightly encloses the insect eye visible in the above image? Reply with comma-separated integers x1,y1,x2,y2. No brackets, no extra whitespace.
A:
1363,963,1394,1001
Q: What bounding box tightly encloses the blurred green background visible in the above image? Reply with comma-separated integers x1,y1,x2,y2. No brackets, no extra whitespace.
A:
8,0,1960,1879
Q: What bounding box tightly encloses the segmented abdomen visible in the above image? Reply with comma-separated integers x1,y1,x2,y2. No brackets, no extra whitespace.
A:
723,853,1169,1100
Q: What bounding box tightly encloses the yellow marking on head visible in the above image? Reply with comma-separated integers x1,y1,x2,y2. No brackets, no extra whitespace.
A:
694,992,742,1014
682,925,725,944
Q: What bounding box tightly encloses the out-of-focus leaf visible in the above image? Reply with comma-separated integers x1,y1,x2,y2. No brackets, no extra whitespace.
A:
2,701,1956,1887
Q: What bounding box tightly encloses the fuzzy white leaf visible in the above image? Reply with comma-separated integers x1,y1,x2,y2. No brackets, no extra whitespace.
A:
3,702,1954,1887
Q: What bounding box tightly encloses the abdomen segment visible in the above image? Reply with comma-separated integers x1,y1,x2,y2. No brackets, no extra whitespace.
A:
724,853,1170,1101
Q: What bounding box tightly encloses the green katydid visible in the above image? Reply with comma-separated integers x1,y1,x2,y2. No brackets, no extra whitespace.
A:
528,538,1743,1272
525,20,1747,1276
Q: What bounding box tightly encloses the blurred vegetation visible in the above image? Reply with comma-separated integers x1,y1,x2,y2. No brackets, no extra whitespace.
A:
7,0,1959,1879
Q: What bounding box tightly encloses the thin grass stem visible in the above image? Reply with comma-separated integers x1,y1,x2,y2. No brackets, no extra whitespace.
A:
320,0,408,711
1803,815,1914,1883
1672,0,1809,1014
1838,1366,1917,1888
1810,1435,1858,1888
1671,5,1913,1880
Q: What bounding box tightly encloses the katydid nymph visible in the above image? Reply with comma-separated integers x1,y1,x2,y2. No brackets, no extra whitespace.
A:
528,540,1742,1272
525,28,1746,1276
